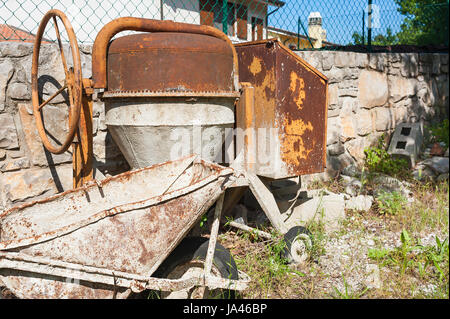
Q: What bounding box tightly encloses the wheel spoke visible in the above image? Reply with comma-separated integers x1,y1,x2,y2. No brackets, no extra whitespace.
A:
38,83,67,111
53,16,69,78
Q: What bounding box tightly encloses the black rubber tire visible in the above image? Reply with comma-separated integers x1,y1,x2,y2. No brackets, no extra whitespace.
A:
281,226,313,264
131,236,239,299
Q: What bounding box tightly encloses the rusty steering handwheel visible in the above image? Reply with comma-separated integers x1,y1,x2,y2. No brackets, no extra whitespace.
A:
31,9,82,154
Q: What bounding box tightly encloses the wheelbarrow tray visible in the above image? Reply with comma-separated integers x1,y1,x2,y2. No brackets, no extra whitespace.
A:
0,155,234,298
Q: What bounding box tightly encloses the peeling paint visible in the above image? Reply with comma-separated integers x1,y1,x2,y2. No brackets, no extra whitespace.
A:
281,117,315,166
289,71,306,110
249,57,262,76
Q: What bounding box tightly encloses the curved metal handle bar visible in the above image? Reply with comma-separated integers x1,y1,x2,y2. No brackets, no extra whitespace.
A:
91,17,239,91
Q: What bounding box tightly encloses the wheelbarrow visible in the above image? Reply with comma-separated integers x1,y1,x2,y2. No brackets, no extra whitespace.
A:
0,155,250,298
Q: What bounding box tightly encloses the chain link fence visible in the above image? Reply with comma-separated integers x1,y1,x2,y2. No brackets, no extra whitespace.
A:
1,0,448,50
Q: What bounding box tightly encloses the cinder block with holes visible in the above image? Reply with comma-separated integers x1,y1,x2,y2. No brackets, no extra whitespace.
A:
388,123,423,167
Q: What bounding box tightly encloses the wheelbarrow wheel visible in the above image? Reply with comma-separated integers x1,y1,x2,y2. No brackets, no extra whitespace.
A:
131,236,239,299
281,226,313,264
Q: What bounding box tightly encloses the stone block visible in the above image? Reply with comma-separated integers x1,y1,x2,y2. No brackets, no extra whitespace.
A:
422,157,449,175
358,70,389,109
340,115,357,141
374,107,394,132
393,106,409,125
432,54,441,75
324,67,344,84
345,195,374,212
326,116,342,146
17,103,72,166
282,191,346,232
345,138,368,164
0,42,33,58
7,82,31,100
355,53,368,68
327,142,345,156
369,53,387,72
388,76,417,103
0,59,14,110
0,157,30,172
328,84,339,106
356,108,373,136
334,52,353,68
0,113,19,149
327,152,356,172
387,122,423,167
321,52,334,71
0,164,72,207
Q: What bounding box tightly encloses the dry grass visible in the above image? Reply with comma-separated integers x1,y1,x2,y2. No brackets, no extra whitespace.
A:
217,178,449,299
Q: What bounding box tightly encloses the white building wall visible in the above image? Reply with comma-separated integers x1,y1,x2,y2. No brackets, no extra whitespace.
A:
162,0,200,24
1,0,268,44
1,0,161,43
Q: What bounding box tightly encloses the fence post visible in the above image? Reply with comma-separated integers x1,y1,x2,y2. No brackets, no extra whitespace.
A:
368,0,372,51
298,17,314,49
362,8,365,45
222,0,228,35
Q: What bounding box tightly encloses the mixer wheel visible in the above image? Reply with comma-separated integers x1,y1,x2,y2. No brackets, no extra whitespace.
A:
130,236,239,299
281,226,313,264
31,9,83,154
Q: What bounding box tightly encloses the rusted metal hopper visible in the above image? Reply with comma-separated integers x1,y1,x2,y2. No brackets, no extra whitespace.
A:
235,39,328,179
100,29,240,169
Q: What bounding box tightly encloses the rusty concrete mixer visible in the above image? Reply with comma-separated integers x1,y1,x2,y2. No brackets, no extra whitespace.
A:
0,7,328,298
1,9,250,299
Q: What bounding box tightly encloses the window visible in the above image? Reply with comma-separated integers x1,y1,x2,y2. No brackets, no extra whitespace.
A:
200,0,245,38
236,4,248,40
213,2,235,36
251,17,264,41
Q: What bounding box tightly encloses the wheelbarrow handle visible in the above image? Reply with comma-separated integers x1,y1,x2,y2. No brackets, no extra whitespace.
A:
91,17,239,90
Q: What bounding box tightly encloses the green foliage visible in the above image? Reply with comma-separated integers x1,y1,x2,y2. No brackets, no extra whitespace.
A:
428,119,449,148
375,190,407,215
364,135,410,176
368,230,449,282
352,28,399,46
266,235,305,278
199,214,208,228
352,1,448,46
394,0,449,46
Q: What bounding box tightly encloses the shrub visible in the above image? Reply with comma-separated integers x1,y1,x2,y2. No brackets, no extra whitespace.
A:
364,134,410,176
428,119,449,148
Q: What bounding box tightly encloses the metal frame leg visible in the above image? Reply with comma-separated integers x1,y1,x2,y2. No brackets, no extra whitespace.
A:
247,173,288,234
204,192,225,278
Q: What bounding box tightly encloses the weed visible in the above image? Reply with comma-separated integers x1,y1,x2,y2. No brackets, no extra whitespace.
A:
375,190,407,215
265,233,306,278
304,218,327,261
199,214,208,228
364,134,410,177
427,119,449,148
368,231,449,284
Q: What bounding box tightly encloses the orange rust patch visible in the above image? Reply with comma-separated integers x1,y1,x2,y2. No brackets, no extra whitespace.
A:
249,57,262,76
281,117,315,165
289,71,306,110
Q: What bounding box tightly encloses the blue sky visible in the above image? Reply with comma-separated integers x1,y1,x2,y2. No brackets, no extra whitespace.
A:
267,0,405,44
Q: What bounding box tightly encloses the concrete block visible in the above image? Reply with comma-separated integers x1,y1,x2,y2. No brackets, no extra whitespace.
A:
387,122,423,167
282,191,346,232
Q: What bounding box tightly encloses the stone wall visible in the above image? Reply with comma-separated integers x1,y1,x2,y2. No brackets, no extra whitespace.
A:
0,41,449,211
0,42,128,211
295,50,449,180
